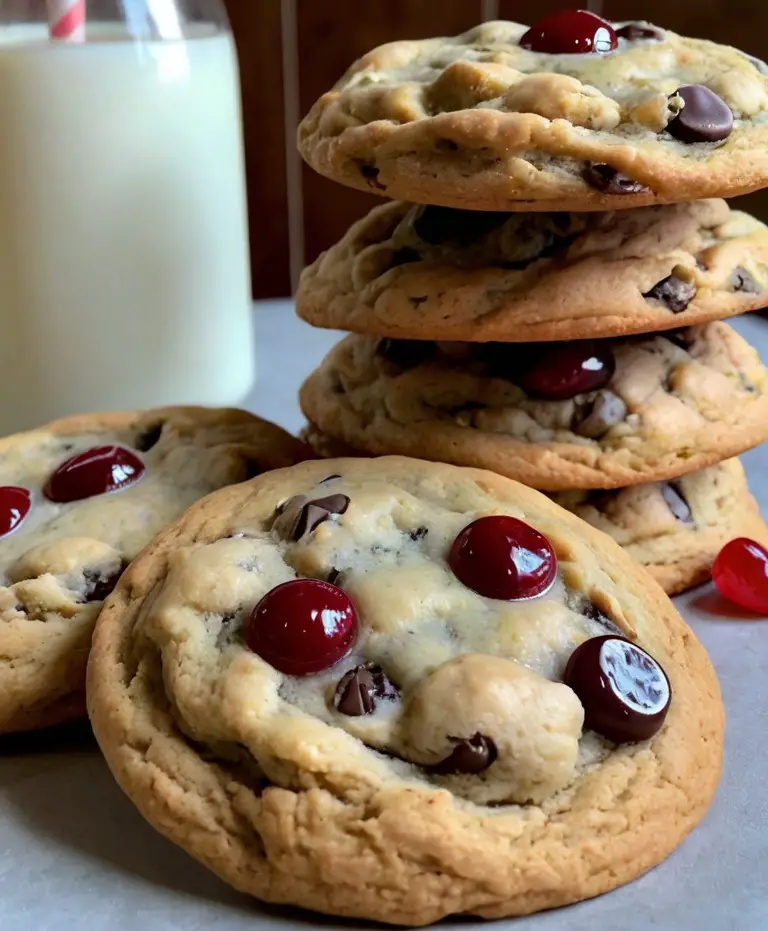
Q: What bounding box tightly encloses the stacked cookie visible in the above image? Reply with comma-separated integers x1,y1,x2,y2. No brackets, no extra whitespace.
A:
296,14,768,595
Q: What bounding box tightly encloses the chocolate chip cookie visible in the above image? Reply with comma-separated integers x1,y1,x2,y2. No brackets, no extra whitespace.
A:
298,16,768,211
297,199,768,343
0,407,312,734
299,324,768,490
553,459,768,595
87,457,722,925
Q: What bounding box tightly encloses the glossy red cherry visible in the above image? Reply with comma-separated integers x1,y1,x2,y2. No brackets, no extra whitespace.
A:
517,341,615,400
713,538,768,615
449,516,557,601
520,10,617,54
44,446,145,503
245,579,358,676
0,486,32,538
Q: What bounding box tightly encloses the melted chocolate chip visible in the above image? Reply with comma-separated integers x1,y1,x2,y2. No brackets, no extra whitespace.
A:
616,22,665,42
377,338,433,369
564,636,671,743
273,494,350,541
412,205,508,245
572,391,627,439
582,163,649,195
659,482,693,523
333,663,399,716
643,274,696,313
409,526,429,542
82,565,124,603
430,734,497,775
667,85,734,144
359,163,386,190
390,247,421,267
134,421,164,452
730,267,762,294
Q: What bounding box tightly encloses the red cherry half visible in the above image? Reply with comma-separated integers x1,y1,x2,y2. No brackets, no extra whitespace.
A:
44,446,145,504
0,486,32,538
449,516,558,601
520,10,617,54
245,579,358,676
516,341,615,400
713,538,768,615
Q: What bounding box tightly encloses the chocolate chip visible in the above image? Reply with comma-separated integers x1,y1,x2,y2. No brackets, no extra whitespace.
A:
377,338,432,369
327,568,344,586
659,482,693,523
273,494,350,541
409,526,428,542
667,85,734,144
666,328,695,350
643,274,696,313
390,247,421,267
82,565,124,603
572,391,627,439
616,22,665,42
412,205,508,245
134,421,164,452
359,163,386,190
582,163,649,195
430,734,497,775
333,663,399,716
730,267,762,294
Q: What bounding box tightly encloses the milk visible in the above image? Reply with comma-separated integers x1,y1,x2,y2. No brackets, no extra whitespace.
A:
0,24,255,433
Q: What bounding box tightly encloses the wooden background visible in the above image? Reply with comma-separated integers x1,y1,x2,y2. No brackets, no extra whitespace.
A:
221,0,768,298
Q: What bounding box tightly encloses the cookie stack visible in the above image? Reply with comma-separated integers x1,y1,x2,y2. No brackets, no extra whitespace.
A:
295,13,768,595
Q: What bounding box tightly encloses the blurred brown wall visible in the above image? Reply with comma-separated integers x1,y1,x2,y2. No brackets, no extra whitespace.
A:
223,0,768,298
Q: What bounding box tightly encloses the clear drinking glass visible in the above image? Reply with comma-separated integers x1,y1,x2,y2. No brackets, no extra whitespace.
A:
0,0,255,434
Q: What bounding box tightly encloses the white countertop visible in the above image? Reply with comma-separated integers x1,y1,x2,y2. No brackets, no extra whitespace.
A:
1,301,767,931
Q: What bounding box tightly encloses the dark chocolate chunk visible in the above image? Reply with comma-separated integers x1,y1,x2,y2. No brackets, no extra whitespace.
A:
730,267,762,294
616,22,665,42
333,662,399,717
359,163,386,190
659,482,693,523
326,568,344,586
134,421,164,452
643,274,697,313
412,205,508,245
430,733,497,775
667,85,734,143
273,494,350,541
82,565,124,603
377,338,433,369
582,163,649,195
572,390,627,439
564,636,671,743
409,526,429,542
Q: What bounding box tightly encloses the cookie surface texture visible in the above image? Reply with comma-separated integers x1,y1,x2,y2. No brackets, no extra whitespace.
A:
298,20,768,210
297,200,768,342
87,456,723,926
299,324,768,490
0,407,312,734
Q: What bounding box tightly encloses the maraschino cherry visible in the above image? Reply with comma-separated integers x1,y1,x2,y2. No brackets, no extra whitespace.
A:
713,538,768,615
44,446,145,503
0,486,32,538
520,10,617,54
449,516,557,601
516,341,615,400
245,579,358,676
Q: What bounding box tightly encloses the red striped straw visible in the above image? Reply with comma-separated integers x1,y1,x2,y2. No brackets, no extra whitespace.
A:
46,0,86,42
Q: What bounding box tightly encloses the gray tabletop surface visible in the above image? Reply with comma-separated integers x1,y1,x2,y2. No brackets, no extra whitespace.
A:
1,301,766,931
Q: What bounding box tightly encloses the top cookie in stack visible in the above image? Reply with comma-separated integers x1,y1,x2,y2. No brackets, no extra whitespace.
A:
299,15,768,211
296,14,768,595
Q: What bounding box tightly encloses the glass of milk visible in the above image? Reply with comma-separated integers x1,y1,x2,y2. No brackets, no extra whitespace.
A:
0,0,255,434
